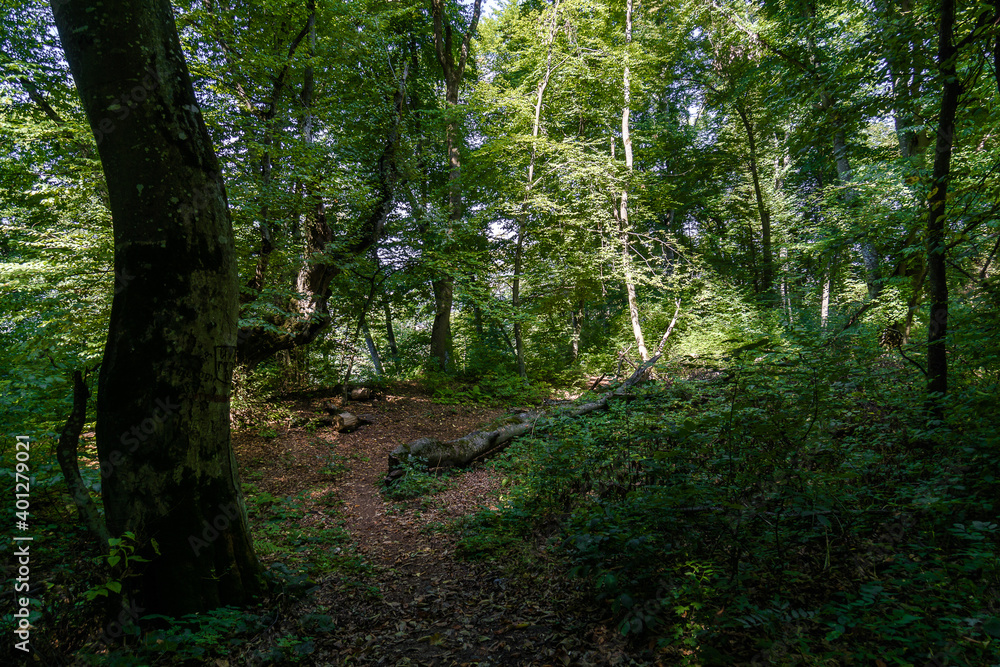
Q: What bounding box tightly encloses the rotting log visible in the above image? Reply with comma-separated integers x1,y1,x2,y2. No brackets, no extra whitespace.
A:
386,354,661,482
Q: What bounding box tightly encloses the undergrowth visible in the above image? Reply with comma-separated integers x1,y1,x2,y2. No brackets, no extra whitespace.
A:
456,339,1000,665
381,458,454,500
422,369,549,406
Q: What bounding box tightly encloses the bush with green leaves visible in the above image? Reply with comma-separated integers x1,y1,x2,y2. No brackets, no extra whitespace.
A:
457,337,1000,664
423,368,549,406
382,458,453,500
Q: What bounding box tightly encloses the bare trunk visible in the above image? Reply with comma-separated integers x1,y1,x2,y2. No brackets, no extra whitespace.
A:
780,247,791,324
821,264,832,328
654,299,682,356
431,278,454,371
236,16,404,367
51,0,263,617
572,304,583,360
878,0,932,160
829,124,879,299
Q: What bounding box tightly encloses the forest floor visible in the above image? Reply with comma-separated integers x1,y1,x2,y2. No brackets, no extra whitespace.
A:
233,382,643,666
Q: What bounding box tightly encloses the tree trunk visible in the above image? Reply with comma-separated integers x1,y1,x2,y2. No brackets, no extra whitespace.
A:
780,247,792,324
383,298,400,372
429,0,483,372
735,104,774,299
513,230,526,377
571,303,583,360
430,278,454,371
618,0,648,362
821,257,833,329
236,23,405,368
828,122,879,298
877,0,932,161
362,316,384,377
51,0,262,617
55,370,110,552
654,299,682,356
926,0,960,417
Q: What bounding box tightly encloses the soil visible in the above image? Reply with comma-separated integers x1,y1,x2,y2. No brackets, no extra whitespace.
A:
233,382,642,666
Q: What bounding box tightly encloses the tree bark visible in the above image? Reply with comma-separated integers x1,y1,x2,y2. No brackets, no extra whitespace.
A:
50,0,262,617
430,277,455,371
926,0,960,417
571,303,583,360
821,256,833,329
877,0,932,160
654,298,682,356
513,229,527,377
735,104,774,299
827,119,879,299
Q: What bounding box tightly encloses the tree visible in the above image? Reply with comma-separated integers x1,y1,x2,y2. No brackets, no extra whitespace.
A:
49,0,262,617
923,0,997,415
425,0,483,372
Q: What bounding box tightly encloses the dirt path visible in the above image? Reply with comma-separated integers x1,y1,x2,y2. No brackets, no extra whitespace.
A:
235,386,639,666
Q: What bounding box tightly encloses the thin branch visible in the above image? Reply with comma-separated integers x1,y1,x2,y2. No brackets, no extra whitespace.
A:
897,346,929,376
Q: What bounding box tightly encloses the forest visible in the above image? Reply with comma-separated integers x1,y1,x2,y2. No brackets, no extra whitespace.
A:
2,0,1000,663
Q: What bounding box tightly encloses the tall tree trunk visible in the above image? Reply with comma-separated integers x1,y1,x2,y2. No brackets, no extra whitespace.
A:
429,0,483,372
618,0,648,362
735,104,774,299
51,0,262,617
926,0,960,417
877,0,932,160
430,278,454,371
780,247,792,324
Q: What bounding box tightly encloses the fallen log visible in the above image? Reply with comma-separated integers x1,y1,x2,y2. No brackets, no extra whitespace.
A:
295,410,373,433
386,355,661,481
327,384,378,402
334,411,375,433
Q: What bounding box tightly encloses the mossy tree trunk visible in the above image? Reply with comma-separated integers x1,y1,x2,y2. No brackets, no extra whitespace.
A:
51,0,263,618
